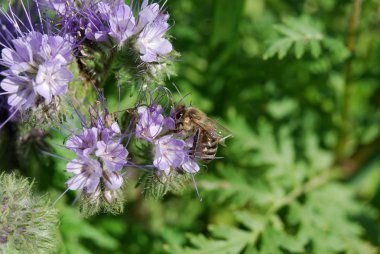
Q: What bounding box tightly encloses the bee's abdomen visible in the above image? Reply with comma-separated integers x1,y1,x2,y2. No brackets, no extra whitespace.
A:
201,137,219,161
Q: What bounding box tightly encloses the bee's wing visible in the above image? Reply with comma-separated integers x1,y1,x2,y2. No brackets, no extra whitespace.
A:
194,118,233,141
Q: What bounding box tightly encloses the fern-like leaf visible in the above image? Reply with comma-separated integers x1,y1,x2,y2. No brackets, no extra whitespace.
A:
263,17,324,60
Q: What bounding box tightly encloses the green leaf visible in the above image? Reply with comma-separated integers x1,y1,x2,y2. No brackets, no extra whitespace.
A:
263,17,324,59
183,225,252,254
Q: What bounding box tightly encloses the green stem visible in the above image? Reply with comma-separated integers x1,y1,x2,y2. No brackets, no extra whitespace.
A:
335,0,362,163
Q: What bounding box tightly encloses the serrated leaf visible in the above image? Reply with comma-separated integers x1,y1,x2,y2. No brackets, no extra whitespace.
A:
310,40,322,58
235,211,265,231
263,17,324,60
184,226,251,254
295,40,305,58
261,225,305,253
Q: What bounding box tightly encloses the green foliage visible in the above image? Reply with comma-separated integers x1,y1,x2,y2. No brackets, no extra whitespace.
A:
55,205,122,254
169,123,376,253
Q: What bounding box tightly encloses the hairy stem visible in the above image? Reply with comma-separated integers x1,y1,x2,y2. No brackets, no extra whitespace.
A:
98,48,117,88
335,0,362,163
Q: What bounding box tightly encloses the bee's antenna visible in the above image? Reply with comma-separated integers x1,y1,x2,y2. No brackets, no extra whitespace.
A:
171,82,182,97
175,92,191,107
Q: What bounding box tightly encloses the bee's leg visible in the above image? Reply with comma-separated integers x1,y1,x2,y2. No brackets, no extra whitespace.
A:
192,129,200,159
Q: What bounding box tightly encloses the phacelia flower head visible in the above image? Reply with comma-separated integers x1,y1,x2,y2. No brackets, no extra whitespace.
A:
0,31,74,109
0,4,74,127
133,98,200,176
63,98,129,215
65,122,128,194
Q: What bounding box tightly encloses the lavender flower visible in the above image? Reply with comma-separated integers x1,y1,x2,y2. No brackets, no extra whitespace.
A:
136,5,172,62
136,0,161,31
0,31,73,111
66,155,102,193
135,103,201,175
66,127,98,154
82,1,136,45
108,2,136,45
95,140,128,171
135,104,165,141
153,135,186,175
46,0,74,15
35,60,73,104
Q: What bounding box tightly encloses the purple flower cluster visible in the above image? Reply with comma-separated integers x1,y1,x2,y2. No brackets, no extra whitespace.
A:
65,120,128,202
50,0,173,62
135,104,200,175
0,1,216,208
0,31,73,111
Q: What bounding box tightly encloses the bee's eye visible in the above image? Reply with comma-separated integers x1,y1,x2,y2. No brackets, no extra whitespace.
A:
176,112,183,119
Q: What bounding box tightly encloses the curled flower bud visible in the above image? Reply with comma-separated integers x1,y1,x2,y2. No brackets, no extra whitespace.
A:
0,172,59,253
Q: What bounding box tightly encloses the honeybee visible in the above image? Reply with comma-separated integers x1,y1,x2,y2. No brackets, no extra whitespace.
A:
174,105,232,162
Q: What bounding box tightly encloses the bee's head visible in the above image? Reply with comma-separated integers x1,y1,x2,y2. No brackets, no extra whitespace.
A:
174,104,186,121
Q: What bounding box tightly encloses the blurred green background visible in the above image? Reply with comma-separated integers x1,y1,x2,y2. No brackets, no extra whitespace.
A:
1,0,380,253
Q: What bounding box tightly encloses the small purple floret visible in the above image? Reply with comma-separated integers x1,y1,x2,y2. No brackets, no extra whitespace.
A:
153,135,186,175
95,140,128,171
136,7,172,62
66,127,98,155
108,2,136,45
136,0,160,31
66,155,102,194
135,104,165,141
